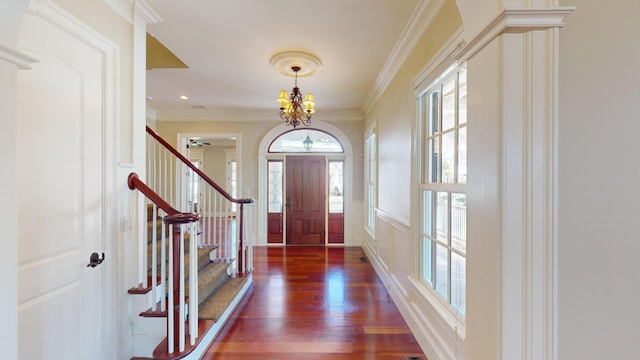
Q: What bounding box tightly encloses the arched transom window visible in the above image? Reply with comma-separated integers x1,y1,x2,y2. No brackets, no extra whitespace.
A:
268,129,343,153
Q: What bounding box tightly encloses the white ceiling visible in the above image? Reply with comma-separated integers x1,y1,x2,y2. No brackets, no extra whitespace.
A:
145,0,423,122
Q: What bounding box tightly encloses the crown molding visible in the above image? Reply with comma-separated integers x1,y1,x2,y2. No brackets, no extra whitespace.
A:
103,0,162,24
0,43,39,69
455,7,575,62
362,0,447,116
154,109,363,122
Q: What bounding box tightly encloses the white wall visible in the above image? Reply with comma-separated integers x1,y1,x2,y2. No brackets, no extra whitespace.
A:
559,0,640,358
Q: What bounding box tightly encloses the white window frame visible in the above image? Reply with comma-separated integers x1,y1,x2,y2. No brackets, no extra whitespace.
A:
364,124,376,237
416,63,467,322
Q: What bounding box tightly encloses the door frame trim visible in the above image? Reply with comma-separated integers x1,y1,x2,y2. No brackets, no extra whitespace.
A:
21,1,119,357
258,120,354,246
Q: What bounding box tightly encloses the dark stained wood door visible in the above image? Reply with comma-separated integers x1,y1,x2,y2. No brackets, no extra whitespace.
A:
286,155,325,245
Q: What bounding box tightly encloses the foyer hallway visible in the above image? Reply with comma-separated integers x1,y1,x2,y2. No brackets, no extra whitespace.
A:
203,246,427,359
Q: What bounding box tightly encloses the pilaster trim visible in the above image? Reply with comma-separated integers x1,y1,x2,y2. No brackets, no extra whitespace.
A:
455,7,575,63
362,0,447,116
0,43,39,69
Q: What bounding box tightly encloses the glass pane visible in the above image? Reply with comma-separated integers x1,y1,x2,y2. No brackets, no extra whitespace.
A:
230,160,237,212
435,192,448,243
268,161,283,213
458,68,467,125
442,131,455,183
422,237,433,285
190,162,199,205
269,129,343,153
367,184,375,229
428,91,440,136
427,137,440,183
451,252,466,316
451,193,466,253
421,190,433,237
457,127,467,184
329,161,344,213
435,244,448,299
442,77,456,131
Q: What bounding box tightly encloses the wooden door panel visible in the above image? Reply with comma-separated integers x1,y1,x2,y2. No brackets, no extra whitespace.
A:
267,213,283,244
328,213,344,244
286,156,325,245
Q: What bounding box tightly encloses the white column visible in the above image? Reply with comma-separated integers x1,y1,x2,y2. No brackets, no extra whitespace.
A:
460,7,572,360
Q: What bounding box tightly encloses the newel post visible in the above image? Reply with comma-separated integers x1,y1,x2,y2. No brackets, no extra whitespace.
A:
163,213,199,349
237,203,245,276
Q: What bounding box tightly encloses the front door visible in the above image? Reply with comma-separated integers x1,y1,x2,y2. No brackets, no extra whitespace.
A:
17,7,107,359
286,156,326,245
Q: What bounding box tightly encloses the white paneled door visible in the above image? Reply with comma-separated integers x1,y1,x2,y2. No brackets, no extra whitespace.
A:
17,5,110,360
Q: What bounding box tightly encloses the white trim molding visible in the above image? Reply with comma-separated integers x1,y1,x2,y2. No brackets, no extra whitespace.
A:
103,0,162,24
363,0,448,116
0,43,39,69
455,7,575,62
22,0,120,358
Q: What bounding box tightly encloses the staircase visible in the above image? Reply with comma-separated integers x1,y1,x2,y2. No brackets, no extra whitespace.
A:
127,127,255,359
144,204,247,319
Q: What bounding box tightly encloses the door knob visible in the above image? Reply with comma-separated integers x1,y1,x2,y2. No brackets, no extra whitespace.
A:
87,252,105,267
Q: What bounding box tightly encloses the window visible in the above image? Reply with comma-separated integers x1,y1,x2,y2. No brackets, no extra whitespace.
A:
328,160,344,213
364,130,376,235
267,161,283,213
419,65,467,316
269,129,343,153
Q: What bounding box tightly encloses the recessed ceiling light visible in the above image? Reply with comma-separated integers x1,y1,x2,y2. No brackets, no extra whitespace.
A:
179,95,189,100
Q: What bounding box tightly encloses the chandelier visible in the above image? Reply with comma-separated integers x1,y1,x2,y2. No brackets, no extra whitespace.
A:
277,66,315,128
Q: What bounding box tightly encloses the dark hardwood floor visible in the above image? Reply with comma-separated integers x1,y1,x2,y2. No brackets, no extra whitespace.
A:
203,246,427,359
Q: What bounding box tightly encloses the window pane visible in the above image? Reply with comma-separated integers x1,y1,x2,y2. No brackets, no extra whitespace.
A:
422,190,433,237
367,184,375,229
428,91,439,136
427,137,440,183
269,129,343,153
442,131,455,183
451,193,466,253
457,127,467,184
451,252,466,315
458,68,467,125
435,244,448,299
435,192,448,243
329,161,344,213
442,77,456,131
422,237,433,285
268,161,283,213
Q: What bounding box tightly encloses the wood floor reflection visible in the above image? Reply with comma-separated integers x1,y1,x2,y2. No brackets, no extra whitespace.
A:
203,246,427,360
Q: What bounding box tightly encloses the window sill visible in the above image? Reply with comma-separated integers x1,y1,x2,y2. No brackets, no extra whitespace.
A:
408,276,466,340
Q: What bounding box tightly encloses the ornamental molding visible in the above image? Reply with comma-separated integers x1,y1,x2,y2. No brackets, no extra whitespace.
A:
0,43,39,69
455,7,575,62
103,0,162,24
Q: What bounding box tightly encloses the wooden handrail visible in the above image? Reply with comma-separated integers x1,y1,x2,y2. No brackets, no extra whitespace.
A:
146,126,253,204
128,171,199,350
128,173,179,215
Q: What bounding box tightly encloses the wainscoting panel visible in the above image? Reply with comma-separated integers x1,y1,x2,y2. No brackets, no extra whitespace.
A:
363,211,465,360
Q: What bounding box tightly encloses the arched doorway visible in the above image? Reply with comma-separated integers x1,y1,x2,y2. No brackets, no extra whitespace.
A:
258,121,354,246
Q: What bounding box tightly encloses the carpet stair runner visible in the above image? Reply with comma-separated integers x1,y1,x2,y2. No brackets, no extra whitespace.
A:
131,205,249,359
